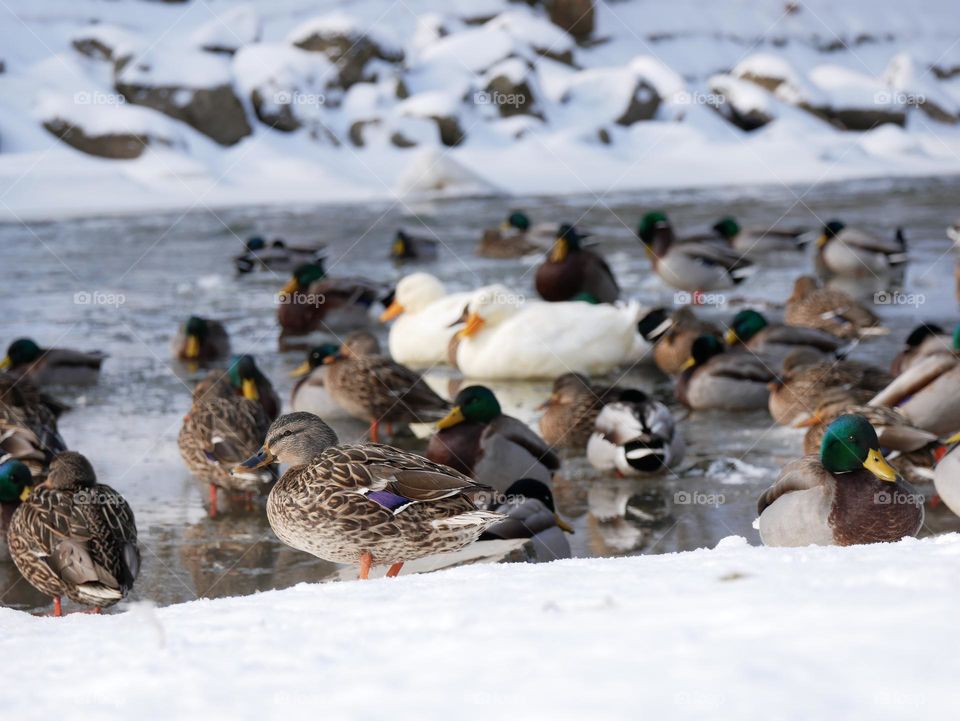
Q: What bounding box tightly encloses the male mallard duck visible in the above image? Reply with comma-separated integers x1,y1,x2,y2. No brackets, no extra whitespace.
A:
891,323,954,376
587,390,685,476
675,335,773,410
638,307,720,375
933,432,960,518
477,211,552,259
535,224,619,303
757,414,923,546
815,220,908,278
454,287,646,379
725,309,846,370
0,459,32,560
391,229,439,262
178,374,277,516
289,343,351,419
226,355,280,421
712,216,807,255
323,331,450,442
637,212,754,293
235,412,505,579
784,276,885,338
234,236,324,274
172,316,231,365
8,451,139,615
427,386,560,493
537,373,624,450
478,478,573,562
277,262,382,338
2,338,104,386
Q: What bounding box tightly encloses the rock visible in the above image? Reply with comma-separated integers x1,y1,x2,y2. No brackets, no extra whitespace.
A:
43,120,152,159
481,58,542,118
348,118,381,147
615,78,661,125
562,67,662,128
390,131,418,148
544,0,595,41
733,53,831,121
486,10,577,65
808,64,906,130
190,4,260,55
883,53,958,125
397,92,466,146
708,74,775,131
71,25,141,67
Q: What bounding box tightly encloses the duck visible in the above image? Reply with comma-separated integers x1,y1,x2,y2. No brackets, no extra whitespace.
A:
277,262,382,338
454,287,646,379
7,451,139,615
1,338,104,386
234,236,324,274
226,355,281,421
537,373,624,450
757,414,923,546
427,385,560,493
890,323,955,375
784,276,885,338
638,307,720,375
587,389,685,476
391,229,439,262
235,412,505,579
725,309,847,370
178,372,277,517
711,216,807,255
0,373,68,465
815,220,908,278
322,331,451,442
289,343,351,419
949,220,960,302
0,459,32,560
637,211,754,293
478,478,573,562
534,224,619,303
172,316,231,366
933,432,960,518
477,211,552,259
675,335,774,411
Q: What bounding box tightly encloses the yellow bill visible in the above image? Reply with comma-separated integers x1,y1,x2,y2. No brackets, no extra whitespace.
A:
436,406,465,429
724,328,738,345
863,448,897,482
242,378,259,402
280,277,299,295
19,485,33,502
456,312,485,339
550,238,568,263
290,360,312,378
679,356,695,371
185,335,201,359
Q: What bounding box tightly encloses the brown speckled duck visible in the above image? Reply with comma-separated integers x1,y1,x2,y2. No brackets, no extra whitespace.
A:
784,276,885,339
537,372,627,450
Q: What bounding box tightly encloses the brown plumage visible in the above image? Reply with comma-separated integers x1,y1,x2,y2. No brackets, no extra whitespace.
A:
769,358,891,426
534,225,619,303
784,276,883,338
277,275,382,337
653,308,720,375
538,373,622,449
0,373,67,471
476,228,544,259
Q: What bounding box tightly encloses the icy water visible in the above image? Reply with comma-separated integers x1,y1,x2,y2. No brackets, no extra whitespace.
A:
2,175,959,611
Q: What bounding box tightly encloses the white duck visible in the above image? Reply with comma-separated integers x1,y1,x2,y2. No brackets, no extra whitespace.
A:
454,287,648,379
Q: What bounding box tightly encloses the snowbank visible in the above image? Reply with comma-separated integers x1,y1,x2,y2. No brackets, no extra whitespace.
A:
4,535,959,720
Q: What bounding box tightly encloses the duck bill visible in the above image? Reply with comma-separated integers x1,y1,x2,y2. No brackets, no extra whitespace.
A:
555,514,575,534
815,234,828,248
241,378,259,402
185,335,201,359
235,447,276,472
724,329,739,345
456,312,485,339
679,357,695,371
550,238,569,263
942,430,960,445
391,239,406,257
19,485,33,502
280,277,299,295
289,360,312,378
436,406,465,430
863,448,897,482
379,300,405,322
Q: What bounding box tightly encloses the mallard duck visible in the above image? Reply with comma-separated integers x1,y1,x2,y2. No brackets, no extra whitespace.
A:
478,478,573,562
1,338,104,386
226,355,280,421
454,287,646,379
868,336,960,435
391,229,439,262
675,335,773,410
172,316,231,365
477,211,552,259
427,386,560,493
0,459,32,560
179,375,277,516
235,412,505,579
815,221,908,278
587,390,685,476
289,343,351,419
537,373,623,450
637,212,754,293
784,276,885,338
323,331,450,442
712,216,807,254
8,451,139,615
638,307,720,375
0,373,67,464
891,323,954,375
933,432,960,517
757,414,923,546
277,262,382,338
725,309,846,370
234,236,324,274
769,355,891,426
535,224,619,303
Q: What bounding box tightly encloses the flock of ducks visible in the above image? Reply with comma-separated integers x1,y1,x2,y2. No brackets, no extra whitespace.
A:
2,207,960,615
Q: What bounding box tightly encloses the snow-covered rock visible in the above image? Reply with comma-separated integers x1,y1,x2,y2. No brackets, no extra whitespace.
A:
709,74,776,131
883,53,958,125
486,9,577,65
733,53,829,118
396,91,465,146
545,0,595,40
189,4,260,55
480,58,543,118
562,66,661,127
71,25,142,67
809,64,907,130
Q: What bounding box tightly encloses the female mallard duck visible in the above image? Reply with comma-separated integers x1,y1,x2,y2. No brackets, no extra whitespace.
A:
534,224,619,303
391,229,438,262
172,316,231,365
890,323,954,375
289,343,351,419
323,331,450,442
815,221,908,278
637,212,754,293
933,432,960,518
675,335,774,410
725,309,847,370
2,338,104,386
478,478,573,562
453,287,646,379
0,459,32,560
0,373,67,465
711,216,807,255
8,451,139,615
236,412,505,579
537,373,623,450
234,236,324,274
638,307,720,375
277,262,382,339
784,276,885,338
427,385,560,493
477,211,552,259
179,374,277,517
757,414,923,546
587,389,685,476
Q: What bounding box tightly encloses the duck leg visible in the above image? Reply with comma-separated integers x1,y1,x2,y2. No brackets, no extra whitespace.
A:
358,551,373,580
208,483,218,518
369,420,380,443
386,562,404,578
53,596,62,617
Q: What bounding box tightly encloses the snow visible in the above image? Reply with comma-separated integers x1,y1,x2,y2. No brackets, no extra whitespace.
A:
117,47,234,89
4,535,960,720
809,64,903,111
189,4,260,53
35,93,181,140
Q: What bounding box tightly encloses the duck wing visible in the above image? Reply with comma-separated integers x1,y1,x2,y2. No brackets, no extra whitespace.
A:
757,455,831,515
869,352,958,408
488,415,561,471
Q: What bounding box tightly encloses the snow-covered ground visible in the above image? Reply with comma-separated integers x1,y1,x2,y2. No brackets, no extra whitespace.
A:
4,534,960,720
2,0,960,220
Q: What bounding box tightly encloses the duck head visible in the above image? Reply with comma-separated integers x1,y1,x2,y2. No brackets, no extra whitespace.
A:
228,355,265,402
182,317,209,360
636,211,672,258
549,224,588,263
637,308,673,343
456,285,519,340
2,338,43,370
380,272,445,321
290,344,340,377
712,217,741,240
391,230,413,259
436,385,501,429
341,330,380,358
0,459,32,503
817,220,845,248
281,262,325,295
680,334,725,371
725,309,768,345
504,478,574,533
820,414,897,481
246,236,266,252
45,451,97,490
503,211,531,232
236,412,339,470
